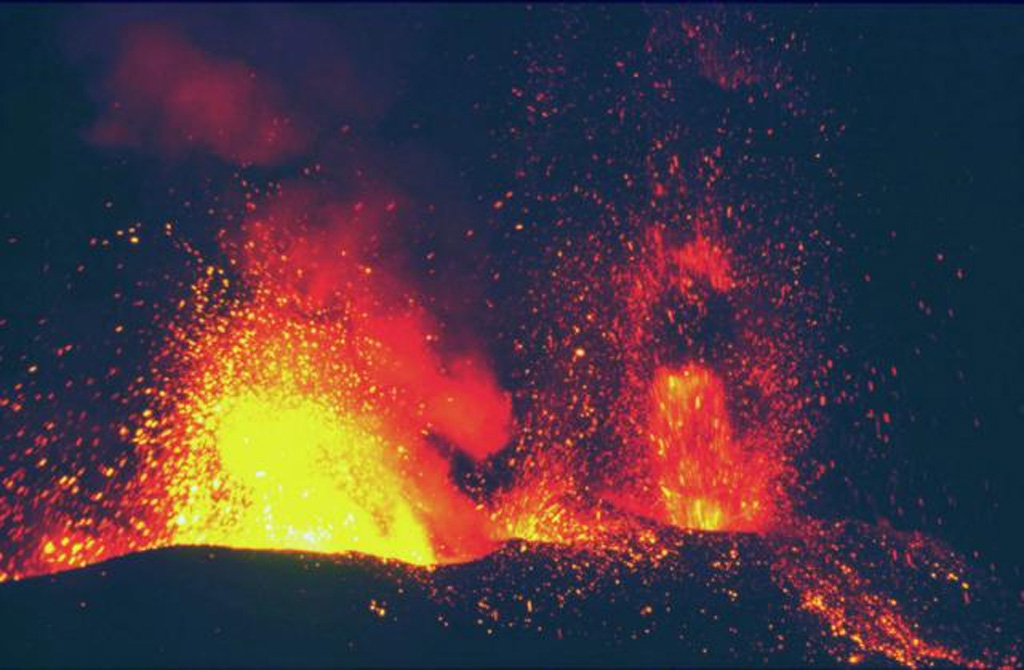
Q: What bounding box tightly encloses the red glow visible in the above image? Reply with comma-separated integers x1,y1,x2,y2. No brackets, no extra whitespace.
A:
0,13,1011,668
89,24,308,166
611,363,778,532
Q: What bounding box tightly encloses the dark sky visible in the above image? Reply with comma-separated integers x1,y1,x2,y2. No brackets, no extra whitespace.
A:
1,4,1023,593
811,6,1024,590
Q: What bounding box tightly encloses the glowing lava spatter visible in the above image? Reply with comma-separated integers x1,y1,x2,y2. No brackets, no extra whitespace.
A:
124,197,509,567
599,226,792,535
643,363,775,531
0,6,1017,669
175,391,440,563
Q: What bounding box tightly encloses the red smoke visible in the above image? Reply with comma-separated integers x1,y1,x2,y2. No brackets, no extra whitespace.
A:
236,185,513,463
89,24,308,166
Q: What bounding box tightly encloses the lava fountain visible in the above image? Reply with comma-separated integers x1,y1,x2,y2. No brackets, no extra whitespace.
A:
0,6,1018,669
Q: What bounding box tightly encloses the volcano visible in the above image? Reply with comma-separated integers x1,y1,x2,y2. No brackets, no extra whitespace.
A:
2,4,1023,669
2,521,1017,668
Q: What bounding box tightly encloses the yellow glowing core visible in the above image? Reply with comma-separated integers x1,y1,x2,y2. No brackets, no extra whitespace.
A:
171,392,437,565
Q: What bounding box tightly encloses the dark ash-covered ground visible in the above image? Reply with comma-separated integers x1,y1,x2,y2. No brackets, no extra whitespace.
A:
1,528,1016,668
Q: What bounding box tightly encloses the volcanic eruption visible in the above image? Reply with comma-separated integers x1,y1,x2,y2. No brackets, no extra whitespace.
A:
0,5,1019,668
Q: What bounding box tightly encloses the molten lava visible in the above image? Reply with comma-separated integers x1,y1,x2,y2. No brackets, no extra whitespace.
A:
645,364,775,531
121,201,508,567
0,131,998,670
172,391,440,564
0,9,1016,668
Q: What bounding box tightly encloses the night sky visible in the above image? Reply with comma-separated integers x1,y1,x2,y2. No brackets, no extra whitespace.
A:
1,4,1023,667
808,6,1024,592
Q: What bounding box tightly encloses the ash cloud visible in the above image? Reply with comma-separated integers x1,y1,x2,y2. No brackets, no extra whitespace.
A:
88,23,308,166
73,9,514,462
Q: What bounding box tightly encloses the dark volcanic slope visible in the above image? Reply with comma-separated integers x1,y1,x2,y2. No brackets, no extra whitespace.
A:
0,530,1013,668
